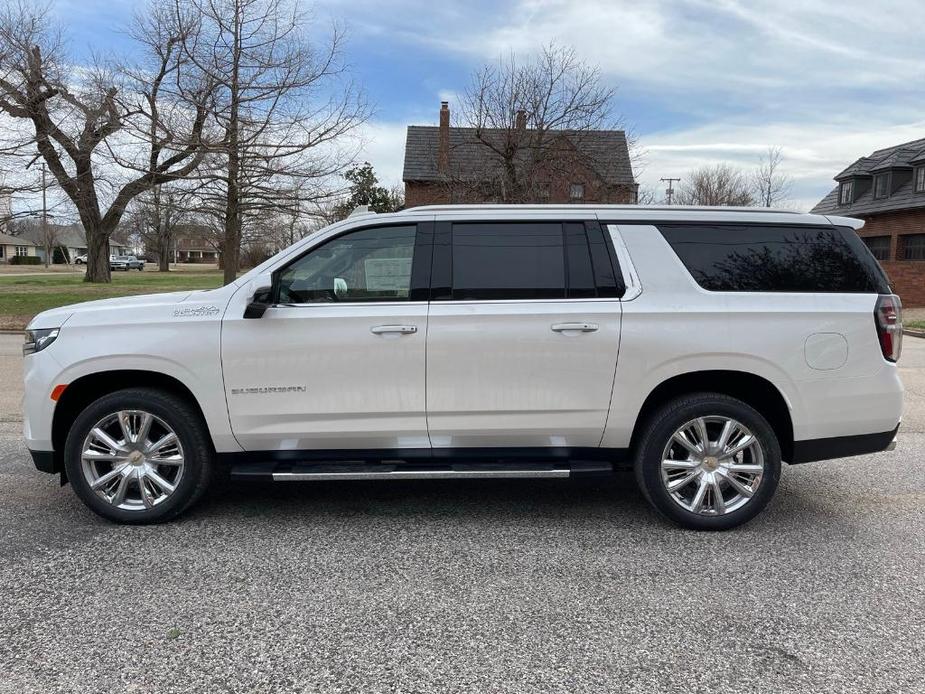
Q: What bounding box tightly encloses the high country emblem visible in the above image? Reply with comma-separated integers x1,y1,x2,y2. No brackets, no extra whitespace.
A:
173,305,220,318
231,386,307,395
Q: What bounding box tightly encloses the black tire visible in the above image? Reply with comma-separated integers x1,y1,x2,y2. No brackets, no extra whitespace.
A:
634,392,781,531
64,388,214,524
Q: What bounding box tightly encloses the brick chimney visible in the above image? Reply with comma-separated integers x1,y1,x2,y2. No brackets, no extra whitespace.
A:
438,101,450,175
515,109,527,132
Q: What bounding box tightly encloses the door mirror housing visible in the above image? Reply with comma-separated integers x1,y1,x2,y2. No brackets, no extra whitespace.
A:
244,273,274,319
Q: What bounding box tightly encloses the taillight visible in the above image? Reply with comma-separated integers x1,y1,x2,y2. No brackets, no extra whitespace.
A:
874,294,902,362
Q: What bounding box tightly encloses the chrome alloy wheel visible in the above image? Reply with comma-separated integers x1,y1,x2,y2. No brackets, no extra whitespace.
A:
660,416,765,516
80,410,185,511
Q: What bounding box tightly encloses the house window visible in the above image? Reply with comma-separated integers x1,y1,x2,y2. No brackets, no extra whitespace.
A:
873,173,890,199
839,180,854,205
569,183,585,201
863,236,891,261
915,166,925,193
902,234,925,260
15,246,29,257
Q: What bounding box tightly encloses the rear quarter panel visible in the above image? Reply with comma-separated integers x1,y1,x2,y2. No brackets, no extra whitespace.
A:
601,224,903,449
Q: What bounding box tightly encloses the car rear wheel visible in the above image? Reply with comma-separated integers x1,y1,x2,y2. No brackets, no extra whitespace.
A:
634,393,781,530
64,388,213,524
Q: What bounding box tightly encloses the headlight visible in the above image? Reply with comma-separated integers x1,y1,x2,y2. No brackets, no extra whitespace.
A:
23,328,59,356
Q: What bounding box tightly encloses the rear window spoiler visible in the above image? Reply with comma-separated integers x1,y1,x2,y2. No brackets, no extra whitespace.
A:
826,215,864,230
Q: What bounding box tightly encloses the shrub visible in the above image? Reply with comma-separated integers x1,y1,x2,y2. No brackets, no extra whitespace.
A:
9,255,41,265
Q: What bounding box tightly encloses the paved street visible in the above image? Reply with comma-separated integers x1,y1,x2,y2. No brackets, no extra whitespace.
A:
1,333,924,693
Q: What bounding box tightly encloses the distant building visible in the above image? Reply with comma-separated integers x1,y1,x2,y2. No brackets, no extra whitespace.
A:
18,223,129,263
0,231,36,263
172,225,219,263
402,102,637,207
812,137,925,306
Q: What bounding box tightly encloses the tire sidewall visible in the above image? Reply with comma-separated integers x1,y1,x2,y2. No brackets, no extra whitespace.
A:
635,395,781,531
64,389,211,524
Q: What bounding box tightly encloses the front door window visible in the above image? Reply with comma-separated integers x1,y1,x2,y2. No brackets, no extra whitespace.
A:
278,226,416,304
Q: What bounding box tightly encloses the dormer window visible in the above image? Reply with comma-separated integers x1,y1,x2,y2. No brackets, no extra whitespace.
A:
916,166,925,193
874,173,890,199
839,180,854,205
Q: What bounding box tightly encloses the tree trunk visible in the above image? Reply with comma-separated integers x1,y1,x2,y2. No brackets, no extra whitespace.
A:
223,186,240,284
158,244,170,272
85,229,111,282
222,1,242,287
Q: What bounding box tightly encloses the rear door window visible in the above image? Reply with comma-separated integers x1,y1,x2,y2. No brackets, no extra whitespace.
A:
658,224,890,293
449,223,566,300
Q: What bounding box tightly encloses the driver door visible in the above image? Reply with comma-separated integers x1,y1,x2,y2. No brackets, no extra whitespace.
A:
221,223,432,452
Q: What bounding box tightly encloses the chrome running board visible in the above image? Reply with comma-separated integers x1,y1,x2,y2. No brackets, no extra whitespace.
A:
271,467,570,481
229,460,613,481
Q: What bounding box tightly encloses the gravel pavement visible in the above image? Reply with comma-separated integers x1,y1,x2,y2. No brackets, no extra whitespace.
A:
1,333,924,693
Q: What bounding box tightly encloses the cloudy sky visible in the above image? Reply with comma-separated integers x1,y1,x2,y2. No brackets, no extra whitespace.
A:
48,0,925,211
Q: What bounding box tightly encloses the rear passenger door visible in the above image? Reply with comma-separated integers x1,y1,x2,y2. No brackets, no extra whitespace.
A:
426,219,623,449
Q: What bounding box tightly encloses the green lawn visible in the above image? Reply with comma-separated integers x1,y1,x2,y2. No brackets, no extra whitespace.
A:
0,270,226,328
906,320,925,331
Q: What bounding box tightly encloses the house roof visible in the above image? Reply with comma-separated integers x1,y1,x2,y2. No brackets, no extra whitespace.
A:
0,232,35,246
17,224,129,249
813,137,925,216
402,126,635,186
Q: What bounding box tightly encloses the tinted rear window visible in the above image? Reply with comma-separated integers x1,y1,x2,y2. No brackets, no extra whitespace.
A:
658,224,890,293
451,223,565,300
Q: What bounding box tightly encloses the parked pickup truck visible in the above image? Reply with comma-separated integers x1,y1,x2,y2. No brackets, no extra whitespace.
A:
110,255,145,271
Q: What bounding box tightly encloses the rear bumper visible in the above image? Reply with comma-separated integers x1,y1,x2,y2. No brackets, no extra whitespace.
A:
789,425,899,464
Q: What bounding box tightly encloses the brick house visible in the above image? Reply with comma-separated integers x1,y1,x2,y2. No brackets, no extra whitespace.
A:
403,102,637,207
812,137,925,305
173,225,219,263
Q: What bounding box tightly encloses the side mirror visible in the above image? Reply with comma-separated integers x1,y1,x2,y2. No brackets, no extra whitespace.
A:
244,272,274,319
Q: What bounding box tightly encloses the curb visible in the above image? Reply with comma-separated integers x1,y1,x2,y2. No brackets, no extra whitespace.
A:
903,329,925,339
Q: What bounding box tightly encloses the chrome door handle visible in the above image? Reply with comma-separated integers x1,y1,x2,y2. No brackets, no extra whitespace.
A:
370,324,418,335
551,322,599,333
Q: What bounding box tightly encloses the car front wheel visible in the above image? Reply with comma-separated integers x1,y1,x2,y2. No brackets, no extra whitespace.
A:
634,393,781,531
64,388,213,524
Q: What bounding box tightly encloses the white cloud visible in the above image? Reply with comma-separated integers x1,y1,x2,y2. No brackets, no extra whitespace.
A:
353,120,409,187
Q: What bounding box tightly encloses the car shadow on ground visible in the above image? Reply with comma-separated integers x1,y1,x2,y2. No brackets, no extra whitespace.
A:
190,470,658,524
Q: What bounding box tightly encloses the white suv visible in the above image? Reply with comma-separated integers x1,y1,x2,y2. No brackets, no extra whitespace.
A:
22,205,903,529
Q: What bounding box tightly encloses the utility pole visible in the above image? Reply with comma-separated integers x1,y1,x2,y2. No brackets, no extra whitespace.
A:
660,177,681,205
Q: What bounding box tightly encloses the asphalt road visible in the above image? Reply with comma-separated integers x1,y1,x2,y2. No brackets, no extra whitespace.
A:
1,333,924,693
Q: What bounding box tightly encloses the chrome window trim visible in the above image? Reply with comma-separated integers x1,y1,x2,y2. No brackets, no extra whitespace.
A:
271,301,428,309
604,224,642,301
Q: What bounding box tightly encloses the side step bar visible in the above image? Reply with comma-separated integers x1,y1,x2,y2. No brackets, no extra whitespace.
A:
273,467,569,481
230,460,613,482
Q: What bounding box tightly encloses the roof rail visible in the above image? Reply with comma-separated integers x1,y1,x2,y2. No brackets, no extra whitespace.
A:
401,203,804,215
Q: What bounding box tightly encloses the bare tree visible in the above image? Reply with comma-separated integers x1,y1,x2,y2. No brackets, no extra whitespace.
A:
176,0,368,284
129,182,194,270
677,163,755,207
458,43,632,203
754,146,792,208
0,0,214,281
635,184,659,205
